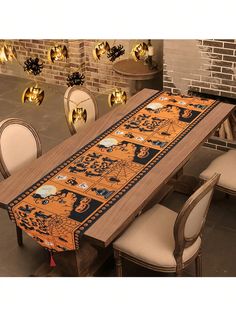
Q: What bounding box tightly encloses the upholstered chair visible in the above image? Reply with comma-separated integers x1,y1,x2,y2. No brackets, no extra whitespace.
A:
200,149,236,195
113,173,220,277
64,86,98,135
0,118,42,246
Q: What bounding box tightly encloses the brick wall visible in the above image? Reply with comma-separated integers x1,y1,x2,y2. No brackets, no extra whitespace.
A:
83,40,163,95
0,39,130,93
83,40,130,95
0,40,85,86
0,39,131,95
163,40,236,152
0,39,163,96
163,39,236,99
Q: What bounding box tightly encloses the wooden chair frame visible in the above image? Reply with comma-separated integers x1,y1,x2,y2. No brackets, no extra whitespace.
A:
0,118,42,246
64,86,99,136
114,173,220,277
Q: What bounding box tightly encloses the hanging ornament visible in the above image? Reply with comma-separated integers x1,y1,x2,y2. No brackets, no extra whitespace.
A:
0,47,7,63
108,88,127,107
93,41,110,61
131,42,148,61
49,252,56,267
107,45,125,62
70,107,87,124
48,44,68,63
22,84,44,106
0,44,17,63
23,57,43,76
67,72,85,87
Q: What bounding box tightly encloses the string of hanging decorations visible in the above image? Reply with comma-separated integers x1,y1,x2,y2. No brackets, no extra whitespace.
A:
92,41,125,63
0,40,86,106
92,39,158,106
0,40,156,109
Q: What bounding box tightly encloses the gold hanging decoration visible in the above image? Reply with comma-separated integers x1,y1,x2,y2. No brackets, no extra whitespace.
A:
108,88,127,107
69,107,87,124
0,43,17,63
48,44,68,63
131,42,148,61
22,84,44,106
93,41,110,61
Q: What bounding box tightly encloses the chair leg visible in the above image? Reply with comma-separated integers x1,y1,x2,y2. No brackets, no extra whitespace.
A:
16,226,23,246
176,267,183,277
114,249,123,277
195,251,202,277
175,258,183,276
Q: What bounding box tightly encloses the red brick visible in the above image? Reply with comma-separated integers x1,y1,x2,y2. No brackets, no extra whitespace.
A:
208,66,222,72
222,80,236,86
223,55,236,62
212,72,232,80
222,67,234,74
163,87,172,93
201,88,220,96
163,76,172,82
86,67,98,73
53,76,66,81
191,81,211,88
164,82,176,88
213,48,234,55
172,88,181,94
189,86,200,93
203,40,223,47
224,42,236,49
206,53,222,60
210,84,231,91
25,43,34,48
212,60,233,67
219,39,235,43
220,91,236,98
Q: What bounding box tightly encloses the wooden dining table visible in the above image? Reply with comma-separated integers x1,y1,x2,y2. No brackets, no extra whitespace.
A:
0,88,234,276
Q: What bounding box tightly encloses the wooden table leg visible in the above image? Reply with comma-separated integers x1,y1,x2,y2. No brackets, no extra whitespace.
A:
53,240,112,277
31,241,112,277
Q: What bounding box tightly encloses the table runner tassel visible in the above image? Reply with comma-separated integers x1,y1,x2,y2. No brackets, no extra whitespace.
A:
50,252,56,267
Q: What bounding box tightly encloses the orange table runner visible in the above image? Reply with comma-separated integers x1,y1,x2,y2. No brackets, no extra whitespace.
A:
8,91,219,252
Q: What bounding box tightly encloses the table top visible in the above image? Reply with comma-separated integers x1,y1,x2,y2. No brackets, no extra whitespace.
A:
0,89,234,248
113,59,161,80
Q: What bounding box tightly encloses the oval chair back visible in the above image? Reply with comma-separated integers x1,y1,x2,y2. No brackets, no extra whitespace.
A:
64,86,98,135
0,118,42,179
173,173,220,267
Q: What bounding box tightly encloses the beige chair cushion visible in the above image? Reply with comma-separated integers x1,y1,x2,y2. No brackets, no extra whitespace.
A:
199,149,236,192
0,123,38,175
113,204,201,268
